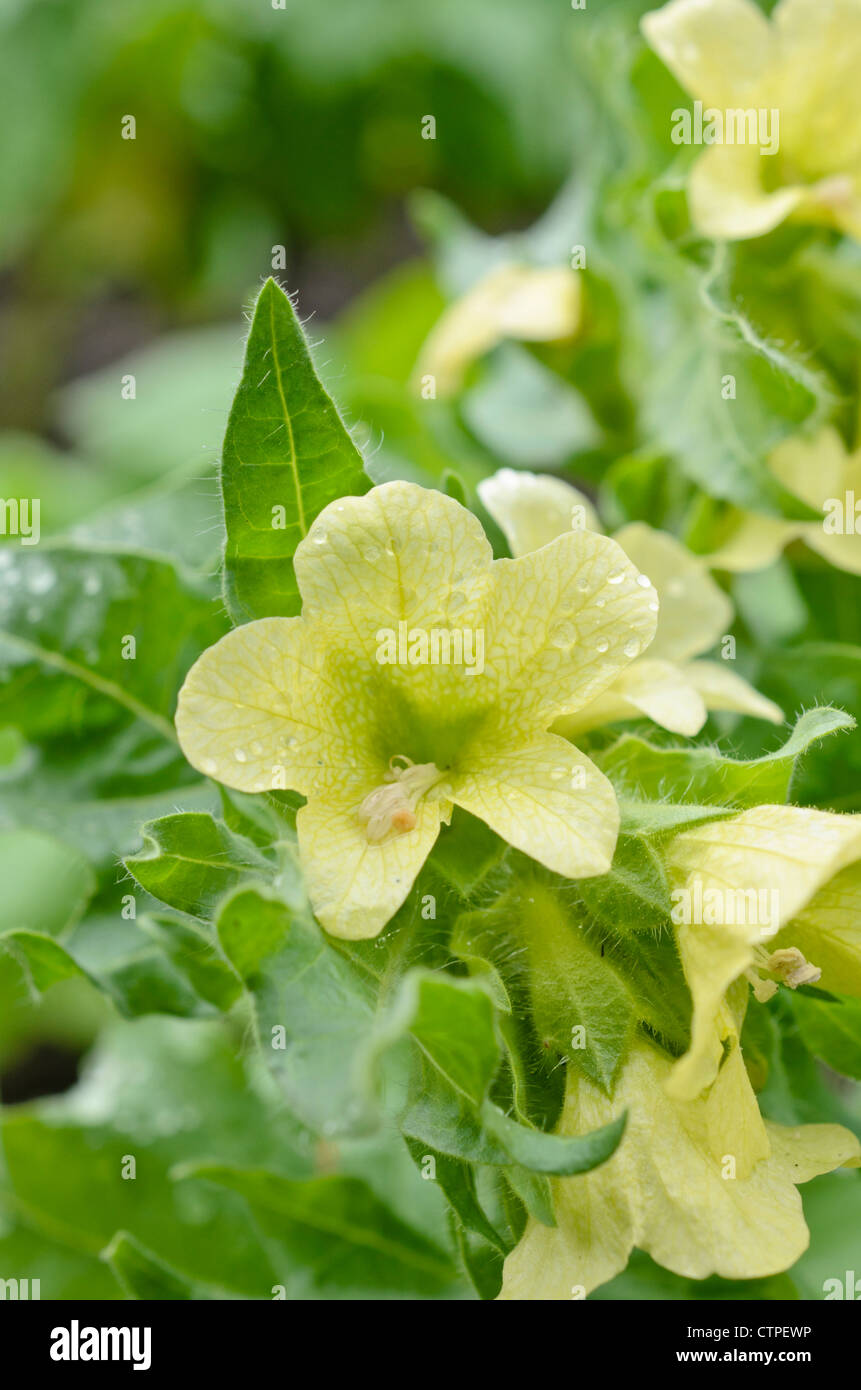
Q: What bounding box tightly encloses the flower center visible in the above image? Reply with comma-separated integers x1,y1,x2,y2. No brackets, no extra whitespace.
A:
357,756,447,844
746,944,822,1003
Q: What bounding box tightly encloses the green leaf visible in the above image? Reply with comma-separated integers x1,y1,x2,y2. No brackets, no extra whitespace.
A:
143,914,241,1012
480,1101,626,1177
217,886,291,982
0,546,224,743
403,1138,508,1252
792,992,861,1082
221,278,370,623
178,1163,458,1299
371,971,501,1109
125,813,272,919
101,1231,195,1301
601,708,854,811
0,828,94,935
215,887,376,1136
0,1017,308,1297
577,833,671,934
514,882,635,1093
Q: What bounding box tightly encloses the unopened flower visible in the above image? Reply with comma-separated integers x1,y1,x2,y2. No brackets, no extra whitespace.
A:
499,1035,860,1299
479,468,781,736
176,481,657,939
707,427,861,576
642,0,861,241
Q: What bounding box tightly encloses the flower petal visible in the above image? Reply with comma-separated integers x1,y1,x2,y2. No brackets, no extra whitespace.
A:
705,511,801,572
297,792,447,940
772,0,861,176
557,659,708,737
482,529,659,729
641,0,773,108
450,734,618,879
685,659,784,723
689,144,806,241
477,468,602,556
666,806,861,1098
613,523,732,662
500,1036,859,1299
779,859,861,997
175,617,381,796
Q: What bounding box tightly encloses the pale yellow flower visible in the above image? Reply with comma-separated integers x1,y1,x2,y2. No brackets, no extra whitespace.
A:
642,0,861,241
707,427,861,575
478,468,782,736
175,481,658,939
415,264,581,396
499,1035,860,1299
665,804,861,1101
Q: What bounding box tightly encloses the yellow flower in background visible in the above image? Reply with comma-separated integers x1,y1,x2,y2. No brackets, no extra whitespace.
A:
478,468,782,735
642,0,861,241
415,264,581,396
176,481,658,939
499,1035,860,1299
707,427,861,575
665,804,861,1102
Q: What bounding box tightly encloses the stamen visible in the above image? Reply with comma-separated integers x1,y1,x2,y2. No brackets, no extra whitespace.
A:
746,943,821,1001
357,757,445,843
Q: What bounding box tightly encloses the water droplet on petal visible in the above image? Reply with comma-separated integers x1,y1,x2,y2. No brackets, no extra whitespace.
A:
595,637,610,654
648,599,659,612
576,576,590,592
624,638,640,658
607,570,625,585
636,573,651,588
552,620,578,648
202,759,218,775
250,742,264,756
234,748,248,763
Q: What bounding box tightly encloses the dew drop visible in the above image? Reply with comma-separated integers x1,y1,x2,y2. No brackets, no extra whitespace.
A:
202,759,218,776
648,599,659,612
234,748,248,763
624,637,640,658
312,531,327,545
636,573,651,588
552,621,578,647
576,576,590,592
595,637,610,654
250,742,264,756
607,570,625,585
288,736,299,750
